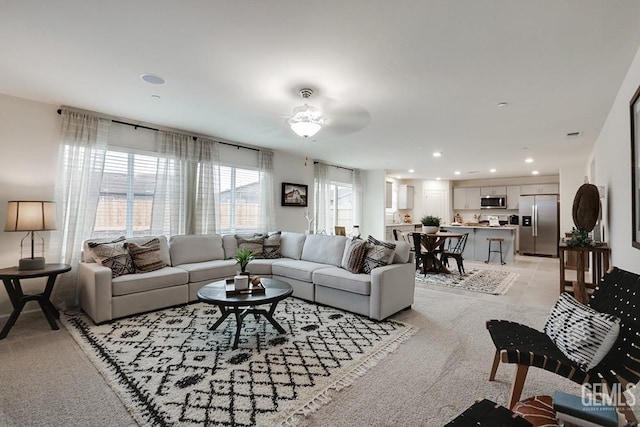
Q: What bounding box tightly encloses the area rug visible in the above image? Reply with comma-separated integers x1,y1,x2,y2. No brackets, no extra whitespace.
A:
62,299,414,426
415,268,518,295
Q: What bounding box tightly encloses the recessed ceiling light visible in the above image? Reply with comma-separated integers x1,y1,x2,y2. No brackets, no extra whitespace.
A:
497,102,508,107
408,169,415,173
489,168,496,173
395,176,401,179
532,170,539,175
432,151,442,158
454,171,461,175
525,158,534,163
436,177,441,181
140,73,166,85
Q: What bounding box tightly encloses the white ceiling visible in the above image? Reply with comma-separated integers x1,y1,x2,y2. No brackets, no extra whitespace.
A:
2,1,640,181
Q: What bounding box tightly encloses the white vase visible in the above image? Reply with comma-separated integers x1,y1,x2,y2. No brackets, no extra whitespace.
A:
422,225,439,234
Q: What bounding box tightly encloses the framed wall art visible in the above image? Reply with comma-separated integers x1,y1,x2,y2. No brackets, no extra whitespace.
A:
630,84,640,249
281,182,308,207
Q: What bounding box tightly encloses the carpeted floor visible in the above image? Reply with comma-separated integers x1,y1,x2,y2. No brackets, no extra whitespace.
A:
62,299,414,426
415,268,518,295
2,284,639,426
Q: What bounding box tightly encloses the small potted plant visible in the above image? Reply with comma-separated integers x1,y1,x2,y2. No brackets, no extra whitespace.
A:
234,248,254,276
421,215,441,234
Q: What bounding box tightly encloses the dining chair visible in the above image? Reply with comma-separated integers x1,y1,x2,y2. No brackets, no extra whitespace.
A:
411,232,427,273
440,233,469,275
392,229,401,241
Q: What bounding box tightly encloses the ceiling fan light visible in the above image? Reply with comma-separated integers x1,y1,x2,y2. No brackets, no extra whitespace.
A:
289,103,324,137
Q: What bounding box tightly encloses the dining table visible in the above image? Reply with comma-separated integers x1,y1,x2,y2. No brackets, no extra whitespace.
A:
417,231,463,274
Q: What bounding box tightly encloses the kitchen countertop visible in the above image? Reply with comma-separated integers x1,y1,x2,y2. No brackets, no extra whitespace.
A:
441,224,518,230
385,223,422,226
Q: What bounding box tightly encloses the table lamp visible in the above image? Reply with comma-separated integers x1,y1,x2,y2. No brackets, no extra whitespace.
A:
4,201,57,270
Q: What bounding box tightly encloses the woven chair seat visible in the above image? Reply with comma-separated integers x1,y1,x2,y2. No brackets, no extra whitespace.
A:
486,320,588,384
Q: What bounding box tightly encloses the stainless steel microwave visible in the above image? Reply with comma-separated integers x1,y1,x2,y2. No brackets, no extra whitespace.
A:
481,195,507,209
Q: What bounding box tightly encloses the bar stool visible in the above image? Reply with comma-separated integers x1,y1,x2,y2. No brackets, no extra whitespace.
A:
485,237,506,265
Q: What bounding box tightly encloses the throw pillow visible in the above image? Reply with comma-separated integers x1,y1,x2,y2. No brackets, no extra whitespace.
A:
101,254,135,278
260,231,282,259
87,236,127,265
341,239,368,274
236,235,265,259
125,238,168,273
361,235,396,274
544,292,621,370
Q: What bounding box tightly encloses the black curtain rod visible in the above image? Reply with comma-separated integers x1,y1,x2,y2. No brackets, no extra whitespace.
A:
56,108,259,152
313,161,354,172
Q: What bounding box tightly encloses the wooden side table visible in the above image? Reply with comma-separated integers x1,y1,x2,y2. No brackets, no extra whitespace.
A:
0,263,71,339
558,243,610,304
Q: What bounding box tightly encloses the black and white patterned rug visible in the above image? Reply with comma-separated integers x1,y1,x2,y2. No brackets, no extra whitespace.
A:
62,299,414,426
415,268,518,295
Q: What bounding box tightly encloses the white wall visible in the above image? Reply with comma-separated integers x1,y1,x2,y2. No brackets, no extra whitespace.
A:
559,159,587,237
361,170,386,240
0,94,62,314
590,43,640,270
272,152,314,232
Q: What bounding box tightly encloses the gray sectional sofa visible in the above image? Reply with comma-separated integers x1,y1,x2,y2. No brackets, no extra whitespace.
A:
78,232,415,324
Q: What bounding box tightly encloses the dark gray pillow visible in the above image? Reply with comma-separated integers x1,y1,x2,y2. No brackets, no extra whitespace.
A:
361,236,396,274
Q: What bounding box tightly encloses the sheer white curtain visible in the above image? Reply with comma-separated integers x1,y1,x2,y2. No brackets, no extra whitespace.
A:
314,162,331,233
351,169,363,229
51,110,110,296
258,150,276,231
153,132,220,235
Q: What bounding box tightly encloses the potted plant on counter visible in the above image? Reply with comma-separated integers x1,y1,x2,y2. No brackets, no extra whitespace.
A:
420,215,441,234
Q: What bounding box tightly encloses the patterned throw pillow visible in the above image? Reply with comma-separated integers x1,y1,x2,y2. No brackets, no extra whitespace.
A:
101,254,135,278
361,236,396,274
87,236,127,264
341,239,368,273
236,235,265,259
544,293,620,370
125,238,168,273
261,231,282,259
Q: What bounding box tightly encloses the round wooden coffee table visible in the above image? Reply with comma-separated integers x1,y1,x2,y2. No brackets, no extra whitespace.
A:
197,278,293,349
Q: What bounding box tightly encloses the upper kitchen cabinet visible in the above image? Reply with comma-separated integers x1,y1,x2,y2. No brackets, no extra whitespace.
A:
480,186,507,196
398,185,414,209
521,183,559,194
453,187,481,210
506,185,520,209
385,181,393,208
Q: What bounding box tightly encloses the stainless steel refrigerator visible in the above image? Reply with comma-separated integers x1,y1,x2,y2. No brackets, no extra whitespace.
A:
519,194,559,257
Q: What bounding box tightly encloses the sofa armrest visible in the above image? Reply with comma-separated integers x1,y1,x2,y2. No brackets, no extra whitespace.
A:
78,262,113,324
369,263,415,320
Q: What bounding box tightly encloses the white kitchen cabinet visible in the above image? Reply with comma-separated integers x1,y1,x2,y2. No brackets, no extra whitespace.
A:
521,183,559,194
398,185,414,209
507,185,520,209
385,182,393,208
480,186,507,196
453,187,481,210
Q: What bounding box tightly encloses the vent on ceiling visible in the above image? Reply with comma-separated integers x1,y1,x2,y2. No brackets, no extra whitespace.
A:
567,131,582,138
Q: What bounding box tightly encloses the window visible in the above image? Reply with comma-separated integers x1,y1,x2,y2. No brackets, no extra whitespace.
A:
218,166,261,234
93,150,157,238
328,182,354,231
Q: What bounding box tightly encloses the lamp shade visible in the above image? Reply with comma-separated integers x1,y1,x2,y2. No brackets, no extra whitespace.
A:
5,201,57,232
288,103,324,138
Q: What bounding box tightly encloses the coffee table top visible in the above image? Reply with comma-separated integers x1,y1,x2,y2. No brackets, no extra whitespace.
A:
197,277,293,306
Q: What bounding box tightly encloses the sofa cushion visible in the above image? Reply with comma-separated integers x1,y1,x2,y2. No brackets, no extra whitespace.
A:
301,234,347,267
175,259,238,283
101,254,135,278
261,231,282,259
83,236,126,263
222,234,238,259
112,266,189,297
124,236,171,266
280,232,306,260
313,267,371,296
245,258,286,276
86,236,127,264
271,259,333,282
126,238,168,273
169,234,224,266
362,236,396,273
236,235,265,259
341,239,368,273
392,241,411,264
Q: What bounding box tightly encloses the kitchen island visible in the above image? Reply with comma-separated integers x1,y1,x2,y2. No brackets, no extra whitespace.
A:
440,225,517,263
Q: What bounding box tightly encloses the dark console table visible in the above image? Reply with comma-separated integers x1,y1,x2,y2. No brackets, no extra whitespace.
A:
0,263,71,339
